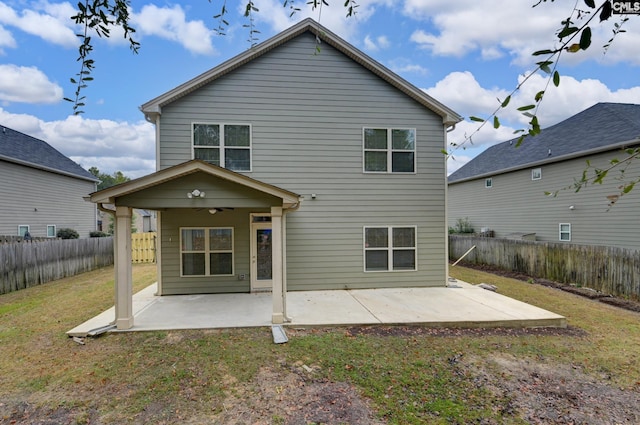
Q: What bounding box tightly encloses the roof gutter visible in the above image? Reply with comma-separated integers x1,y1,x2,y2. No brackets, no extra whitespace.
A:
449,137,640,185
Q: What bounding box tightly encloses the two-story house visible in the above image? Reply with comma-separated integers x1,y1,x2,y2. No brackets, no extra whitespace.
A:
448,102,640,251
90,18,461,329
0,126,98,238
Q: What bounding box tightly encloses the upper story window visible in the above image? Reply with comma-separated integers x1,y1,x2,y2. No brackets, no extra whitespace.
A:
363,128,416,173
531,168,542,180
485,178,493,188
192,123,251,172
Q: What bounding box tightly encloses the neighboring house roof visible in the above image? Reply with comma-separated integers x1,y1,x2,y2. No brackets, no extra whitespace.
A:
140,18,462,127
448,103,640,184
90,159,302,207
0,125,98,182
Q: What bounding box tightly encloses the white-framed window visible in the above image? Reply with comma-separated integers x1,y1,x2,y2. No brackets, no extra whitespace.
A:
363,128,416,173
532,168,542,180
18,225,29,237
47,225,56,238
364,226,417,272
485,178,493,188
192,123,252,172
180,227,234,276
559,223,571,241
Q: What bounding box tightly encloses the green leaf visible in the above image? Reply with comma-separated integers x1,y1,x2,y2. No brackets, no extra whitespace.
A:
500,95,511,108
623,182,635,194
532,49,555,56
600,0,612,21
493,116,500,129
469,116,485,123
584,0,596,8
558,26,579,39
579,27,592,50
535,90,545,102
553,71,560,87
517,105,535,111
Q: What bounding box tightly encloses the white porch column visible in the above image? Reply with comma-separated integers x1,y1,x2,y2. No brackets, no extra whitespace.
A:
114,206,134,330
271,206,285,324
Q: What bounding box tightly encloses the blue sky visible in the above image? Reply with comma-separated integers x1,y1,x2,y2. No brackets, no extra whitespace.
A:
1,0,639,178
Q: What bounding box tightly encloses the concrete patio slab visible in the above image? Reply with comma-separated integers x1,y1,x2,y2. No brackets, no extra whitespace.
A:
67,279,566,337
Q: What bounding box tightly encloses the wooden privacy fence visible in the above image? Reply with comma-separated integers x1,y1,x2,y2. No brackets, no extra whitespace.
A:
0,237,114,295
449,235,640,300
132,232,157,264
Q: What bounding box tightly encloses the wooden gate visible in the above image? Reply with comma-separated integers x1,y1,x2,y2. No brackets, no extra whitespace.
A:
132,232,156,263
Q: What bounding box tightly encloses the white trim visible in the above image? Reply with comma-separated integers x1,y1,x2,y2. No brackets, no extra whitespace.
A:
179,227,235,277
191,122,253,172
531,167,542,181
363,225,417,272
559,223,571,241
17,225,29,237
363,127,417,174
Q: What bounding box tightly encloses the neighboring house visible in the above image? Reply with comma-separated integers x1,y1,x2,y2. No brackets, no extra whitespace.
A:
97,208,157,233
89,18,461,329
0,126,98,238
448,102,640,251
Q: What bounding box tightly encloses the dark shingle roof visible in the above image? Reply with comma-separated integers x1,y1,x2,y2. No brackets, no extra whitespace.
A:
0,125,97,181
448,103,640,183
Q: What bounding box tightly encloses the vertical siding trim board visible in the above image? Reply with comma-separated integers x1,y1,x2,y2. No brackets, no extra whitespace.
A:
449,235,640,299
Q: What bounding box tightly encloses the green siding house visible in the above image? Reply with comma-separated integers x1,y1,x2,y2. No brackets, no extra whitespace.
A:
90,19,461,329
448,103,640,251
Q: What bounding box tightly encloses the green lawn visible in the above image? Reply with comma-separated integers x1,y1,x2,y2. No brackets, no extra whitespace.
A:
1,264,639,424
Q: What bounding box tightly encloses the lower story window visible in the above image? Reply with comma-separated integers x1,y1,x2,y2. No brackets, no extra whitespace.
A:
364,226,416,272
18,225,29,237
559,223,571,241
181,227,234,276
47,225,56,238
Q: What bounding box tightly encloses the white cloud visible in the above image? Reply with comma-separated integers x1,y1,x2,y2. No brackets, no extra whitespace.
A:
403,1,640,67
0,108,156,178
389,59,429,76
0,24,15,52
131,4,216,55
429,70,640,171
0,65,62,103
0,1,77,48
364,34,390,52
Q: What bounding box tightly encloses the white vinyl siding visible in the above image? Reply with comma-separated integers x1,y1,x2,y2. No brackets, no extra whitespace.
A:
363,128,416,173
559,223,571,241
364,226,417,272
180,227,234,276
192,123,252,172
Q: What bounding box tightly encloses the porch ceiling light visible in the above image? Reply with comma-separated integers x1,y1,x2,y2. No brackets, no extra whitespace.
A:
187,189,205,199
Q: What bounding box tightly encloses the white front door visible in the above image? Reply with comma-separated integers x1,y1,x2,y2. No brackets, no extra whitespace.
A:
250,219,272,291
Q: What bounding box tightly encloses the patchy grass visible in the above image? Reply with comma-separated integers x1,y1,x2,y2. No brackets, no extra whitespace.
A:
1,264,639,424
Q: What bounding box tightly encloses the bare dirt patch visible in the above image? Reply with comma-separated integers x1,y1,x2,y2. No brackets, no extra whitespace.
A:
467,353,640,425
213,364,385,425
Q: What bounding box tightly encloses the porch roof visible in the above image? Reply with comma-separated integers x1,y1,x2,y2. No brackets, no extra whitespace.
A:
89,160,302,209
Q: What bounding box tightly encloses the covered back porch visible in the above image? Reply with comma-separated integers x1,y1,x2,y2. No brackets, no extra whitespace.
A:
89,160,302,330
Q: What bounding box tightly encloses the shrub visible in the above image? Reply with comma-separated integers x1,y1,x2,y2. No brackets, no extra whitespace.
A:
454,217,475,234
57,228,79,239
90,231,109,238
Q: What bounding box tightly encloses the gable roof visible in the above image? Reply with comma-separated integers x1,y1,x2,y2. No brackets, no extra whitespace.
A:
90,159,302,208
448,103,640,184
0,125,98,182
140,18,461,127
